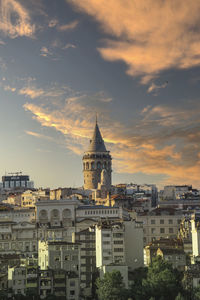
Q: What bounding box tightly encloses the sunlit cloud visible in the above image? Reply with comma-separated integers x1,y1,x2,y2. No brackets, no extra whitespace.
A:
0,0,35,38
0,40,5,45
40,46,52,57
48,19,58,28
4,85,16,92
18,84,71,99
23,88,200,187
68,0,200,82
25,130,54,142
57,20,79,32
147,81,168,94
63,43,77,50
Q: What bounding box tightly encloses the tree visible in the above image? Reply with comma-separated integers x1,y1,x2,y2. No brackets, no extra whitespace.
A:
175,293,185,300
96,270,129,300
130,256,183,300
193,286,200,300
142,256,183,300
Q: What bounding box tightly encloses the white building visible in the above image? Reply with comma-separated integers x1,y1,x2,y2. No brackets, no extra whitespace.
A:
38,240,80,300
191,212,200,257
96,220,143,270
8,265,26,296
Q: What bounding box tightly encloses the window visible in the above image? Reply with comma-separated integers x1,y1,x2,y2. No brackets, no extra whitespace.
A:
72,255,78,261
168,219,173,224
103,241,110,245
55,257,60,261
114,248,124,252
151,228,156,234
151,219,155,225
160,228,165,233
65,255,70,261
103,233,110,237
113,233,123,238
114,240,123,245
160,219,164,224
169,228,174,233
177,219,181,224
70,281,75,287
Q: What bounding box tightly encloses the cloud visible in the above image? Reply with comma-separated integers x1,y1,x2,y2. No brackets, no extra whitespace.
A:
0,40,5,45
67,0,200,82
0,0,35,38
40,46,52,57
25,130,54,142
57,20,79,32
147,81,168,94
63,43,77,50
23,87,200,187
48,19,58,28
18,84,70,99
4,85,16,92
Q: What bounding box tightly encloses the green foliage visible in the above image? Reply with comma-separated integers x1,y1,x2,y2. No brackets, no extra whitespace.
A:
96,270,129,300
193,286,200,300
130,256,183,300
175,293,185,300
143,256,183,300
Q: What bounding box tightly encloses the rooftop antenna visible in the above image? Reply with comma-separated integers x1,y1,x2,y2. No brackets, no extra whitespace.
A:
96,112,98,125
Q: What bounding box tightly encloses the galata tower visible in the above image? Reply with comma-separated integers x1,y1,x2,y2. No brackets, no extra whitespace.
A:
83,120,112,190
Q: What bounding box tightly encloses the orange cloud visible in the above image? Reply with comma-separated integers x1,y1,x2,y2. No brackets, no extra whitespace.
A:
23,94,200,188
57,20,79,32
0,0,35,38
68,0,200,82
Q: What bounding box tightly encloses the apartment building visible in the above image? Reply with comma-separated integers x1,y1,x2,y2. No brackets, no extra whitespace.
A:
72,227,96,298
136,208,183,245
191,212,200,257
38,240,80,300
96,219,143,270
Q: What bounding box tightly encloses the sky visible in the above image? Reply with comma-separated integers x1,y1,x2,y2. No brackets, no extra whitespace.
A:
0,0,200,189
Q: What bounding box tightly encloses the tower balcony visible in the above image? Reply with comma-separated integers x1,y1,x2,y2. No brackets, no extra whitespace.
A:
83,153,112,160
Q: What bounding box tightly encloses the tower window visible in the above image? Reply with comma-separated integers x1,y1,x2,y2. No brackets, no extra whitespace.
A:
97,162,101,169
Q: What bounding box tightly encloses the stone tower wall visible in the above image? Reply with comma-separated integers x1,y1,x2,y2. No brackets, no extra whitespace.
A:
83,152,112,189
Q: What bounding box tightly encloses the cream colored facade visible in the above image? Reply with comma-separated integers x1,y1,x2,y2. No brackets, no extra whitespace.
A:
136,208,183,245
191,212,200,257
0,208,37,255
21,189,49,208
96,220,143,270
38,240,80,300
8,266,26,295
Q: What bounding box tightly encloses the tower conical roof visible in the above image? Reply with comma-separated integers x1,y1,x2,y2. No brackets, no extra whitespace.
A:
87,122,107,152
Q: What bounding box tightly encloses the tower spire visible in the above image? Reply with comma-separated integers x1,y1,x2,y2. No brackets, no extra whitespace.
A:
87,119,107,152
96,112,98,125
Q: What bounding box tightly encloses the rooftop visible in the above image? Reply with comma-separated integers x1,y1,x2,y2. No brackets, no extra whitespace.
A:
87,122,107,152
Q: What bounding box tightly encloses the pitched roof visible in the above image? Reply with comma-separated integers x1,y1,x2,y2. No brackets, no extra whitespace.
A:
87,122,107,152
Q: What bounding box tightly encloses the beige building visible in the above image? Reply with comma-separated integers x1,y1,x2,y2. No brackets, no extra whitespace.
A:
0,207,37,255
38,240,80,300
157,248,186,271
136,208,183,245
83,120,112,190
21,189,49,208
191,212,200,257
96,220,143,270
144,238,186,271
50,188,72,200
